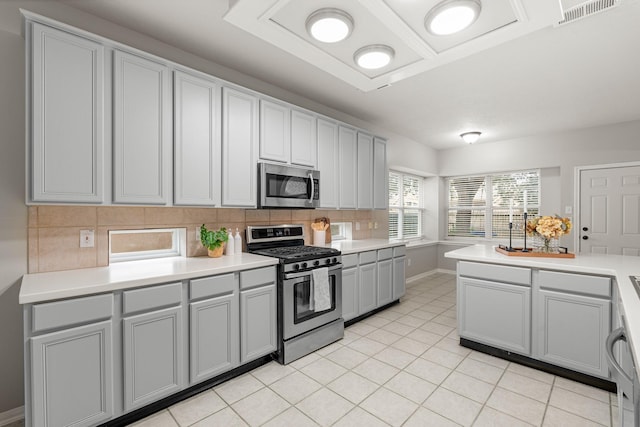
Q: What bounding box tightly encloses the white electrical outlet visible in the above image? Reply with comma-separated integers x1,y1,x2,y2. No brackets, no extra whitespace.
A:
355,222,361,231
80,229,94,248
196,228,201,242
407,258,412,266
565,206,573,214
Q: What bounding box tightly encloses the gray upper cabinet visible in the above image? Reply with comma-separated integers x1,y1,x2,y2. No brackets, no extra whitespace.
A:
357,132,373,209
373,137,388,210
174,70,221,206
30,23,104,203
30,320,113,427
222,87,259,207
113,50,171,205
290,109,317,168
123,305,183,411
259,99,290,164
317,118,339,208
339,126,358,209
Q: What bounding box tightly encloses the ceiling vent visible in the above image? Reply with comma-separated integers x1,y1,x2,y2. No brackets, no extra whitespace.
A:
556,0,620,26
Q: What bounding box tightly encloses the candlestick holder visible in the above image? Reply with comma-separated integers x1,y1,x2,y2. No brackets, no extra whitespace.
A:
507,222,514,251
522,212,529,252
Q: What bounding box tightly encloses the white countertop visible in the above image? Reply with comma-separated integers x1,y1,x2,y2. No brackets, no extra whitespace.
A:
330,239,405,254
445,244,640,369
20,254,279,304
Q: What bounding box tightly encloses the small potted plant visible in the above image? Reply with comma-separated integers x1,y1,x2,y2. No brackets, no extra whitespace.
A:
200,224,228,258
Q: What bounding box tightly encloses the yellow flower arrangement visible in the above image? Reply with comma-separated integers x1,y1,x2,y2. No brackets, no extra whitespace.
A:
526,215,572,252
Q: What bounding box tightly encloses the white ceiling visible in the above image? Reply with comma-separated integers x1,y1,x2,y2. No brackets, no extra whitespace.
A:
30,0,640,149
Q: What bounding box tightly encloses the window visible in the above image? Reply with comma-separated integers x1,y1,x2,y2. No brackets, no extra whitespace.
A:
447,170,539,240
109,228,185,263
330,222,352,241
389,171,425,239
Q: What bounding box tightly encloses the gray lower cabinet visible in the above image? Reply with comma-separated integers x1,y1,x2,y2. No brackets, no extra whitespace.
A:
342,267,358,321
122,306,183,411
240,267,277,363
189,293,239,384
535,271,611,378
30,321,113,427
377,258,393,307
393,255,406,300
458,276,531,355
358,260,377,315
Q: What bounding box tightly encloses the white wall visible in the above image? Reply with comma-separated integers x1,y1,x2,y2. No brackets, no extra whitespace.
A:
0,28,27,413
437,120,640,249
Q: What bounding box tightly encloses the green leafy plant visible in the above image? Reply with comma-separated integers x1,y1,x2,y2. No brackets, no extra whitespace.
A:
199,224,228,250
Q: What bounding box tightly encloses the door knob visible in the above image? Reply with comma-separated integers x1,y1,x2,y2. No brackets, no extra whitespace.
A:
582,235,589,240
582,227,589,232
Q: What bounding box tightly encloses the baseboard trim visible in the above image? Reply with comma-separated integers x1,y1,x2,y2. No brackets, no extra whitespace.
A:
406,268,455,284
0,406,24,426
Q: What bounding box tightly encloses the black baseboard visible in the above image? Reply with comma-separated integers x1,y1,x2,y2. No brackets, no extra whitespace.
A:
344,300,400,328
460,338,616,393
100,354,274,427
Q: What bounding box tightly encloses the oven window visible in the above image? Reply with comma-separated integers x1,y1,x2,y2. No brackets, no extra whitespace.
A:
267,173,315,199
293,275,336,324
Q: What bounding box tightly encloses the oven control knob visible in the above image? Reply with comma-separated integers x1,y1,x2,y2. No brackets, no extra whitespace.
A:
293,264,300,271
301,262,307,269
325,258,331,265
332,257,338,263
313,260,320,266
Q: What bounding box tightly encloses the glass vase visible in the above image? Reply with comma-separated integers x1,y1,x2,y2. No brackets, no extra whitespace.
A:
540,237,560,254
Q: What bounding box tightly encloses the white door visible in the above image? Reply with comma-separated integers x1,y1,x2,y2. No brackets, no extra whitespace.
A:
579,165,640,255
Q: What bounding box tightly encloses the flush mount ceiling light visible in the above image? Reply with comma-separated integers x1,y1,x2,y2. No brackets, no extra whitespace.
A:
306,8,354,43
460,131,482,144
354,45,395,70
425,0,482,36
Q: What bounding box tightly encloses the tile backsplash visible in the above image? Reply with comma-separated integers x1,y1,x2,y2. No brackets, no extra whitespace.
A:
28,206,389,273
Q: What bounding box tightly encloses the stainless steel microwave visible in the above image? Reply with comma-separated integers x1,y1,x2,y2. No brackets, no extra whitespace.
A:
258,163,319,208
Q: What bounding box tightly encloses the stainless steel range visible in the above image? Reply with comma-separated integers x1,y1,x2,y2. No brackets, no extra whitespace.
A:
246,224,343,364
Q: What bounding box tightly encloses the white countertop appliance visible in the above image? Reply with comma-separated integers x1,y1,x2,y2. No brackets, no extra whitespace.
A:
246,224,343,364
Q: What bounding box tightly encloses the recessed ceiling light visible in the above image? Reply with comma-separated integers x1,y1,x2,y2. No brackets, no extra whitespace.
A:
354,45,395,70
460,131,481,144
306,8,354,43
425,0,481,36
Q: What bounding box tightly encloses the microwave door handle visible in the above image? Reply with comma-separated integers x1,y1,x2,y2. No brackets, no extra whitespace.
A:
308,173,315,203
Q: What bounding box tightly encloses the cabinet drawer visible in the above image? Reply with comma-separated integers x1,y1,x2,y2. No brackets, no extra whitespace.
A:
359,251,377,265
123,282,182,314
342,254,358,268
377,248,393,261
458,261,531,286
393,246,406,257
240,267,276,290
538,270,611,298
32,293,113,333
190,273,236,300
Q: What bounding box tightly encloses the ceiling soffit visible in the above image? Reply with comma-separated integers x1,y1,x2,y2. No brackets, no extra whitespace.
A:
224,0,563,91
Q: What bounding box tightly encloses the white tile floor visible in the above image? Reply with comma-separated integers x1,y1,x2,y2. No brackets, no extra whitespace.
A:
130,273,620,427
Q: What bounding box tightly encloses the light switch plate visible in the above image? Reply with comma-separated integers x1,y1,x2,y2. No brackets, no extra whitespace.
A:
80,229,94,248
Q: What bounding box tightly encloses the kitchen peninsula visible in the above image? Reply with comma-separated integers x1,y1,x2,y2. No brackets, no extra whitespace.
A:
445,244,640,390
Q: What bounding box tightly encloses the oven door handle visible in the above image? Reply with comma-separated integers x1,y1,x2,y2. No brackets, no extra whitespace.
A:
308,173,315,203
284,264,342,280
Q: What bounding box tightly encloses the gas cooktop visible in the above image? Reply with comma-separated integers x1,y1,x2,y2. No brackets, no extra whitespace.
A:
251,245,339,261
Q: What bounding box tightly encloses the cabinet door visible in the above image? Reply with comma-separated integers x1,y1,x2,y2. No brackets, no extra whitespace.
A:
359,263,377,315
536,289,610,377
174,70,221,206
317,119,339,208
393,256,406,300
342,267,359,321
259,99,290,163
357,132,373,209
190,293,239,384
291,109,317,167
222,87,258,207
373,138,388,210
458,277,531,355
123,306,183,411
31,23,104,203
240,284,277,363
113,50,171,204
31,321,113,427
377,258,393,307
339,126,358,209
